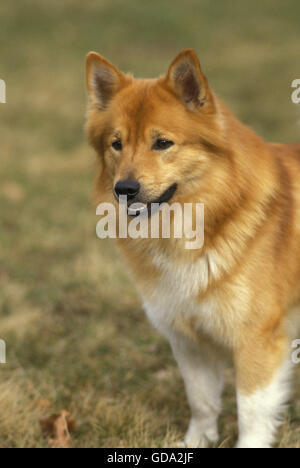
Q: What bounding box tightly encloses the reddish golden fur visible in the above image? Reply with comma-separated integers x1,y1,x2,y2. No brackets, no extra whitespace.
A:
86,49,300,446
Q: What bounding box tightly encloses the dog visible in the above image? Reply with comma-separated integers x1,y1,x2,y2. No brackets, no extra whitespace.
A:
85,49,300,448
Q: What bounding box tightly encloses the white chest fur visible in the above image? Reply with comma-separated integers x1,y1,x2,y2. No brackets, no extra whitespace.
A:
141,252,223,342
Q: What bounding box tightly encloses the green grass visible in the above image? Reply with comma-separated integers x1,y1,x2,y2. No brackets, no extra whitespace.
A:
0,0,300,448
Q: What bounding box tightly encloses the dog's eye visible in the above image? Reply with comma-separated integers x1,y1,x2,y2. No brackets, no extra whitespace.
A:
152,139,174,151
112,139,122,151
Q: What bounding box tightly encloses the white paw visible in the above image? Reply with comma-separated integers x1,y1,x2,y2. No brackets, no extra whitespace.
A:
180,418,219,448
178,435,210,448
236,438,271,449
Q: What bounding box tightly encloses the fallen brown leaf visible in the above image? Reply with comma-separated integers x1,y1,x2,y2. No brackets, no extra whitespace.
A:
40,410,75,448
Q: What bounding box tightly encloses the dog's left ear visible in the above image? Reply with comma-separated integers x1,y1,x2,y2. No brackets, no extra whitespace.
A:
165,49,214,112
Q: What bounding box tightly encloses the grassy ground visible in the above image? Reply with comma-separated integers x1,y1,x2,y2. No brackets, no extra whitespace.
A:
0,0,300,448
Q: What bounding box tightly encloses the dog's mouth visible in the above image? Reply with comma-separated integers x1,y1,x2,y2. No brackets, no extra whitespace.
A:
127,183,178,217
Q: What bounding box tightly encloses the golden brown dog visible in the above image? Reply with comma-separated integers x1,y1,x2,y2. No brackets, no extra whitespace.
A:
85,49,300,448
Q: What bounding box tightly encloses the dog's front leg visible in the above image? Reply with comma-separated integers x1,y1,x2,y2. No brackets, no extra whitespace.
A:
169,333,225,448
235,332,292,449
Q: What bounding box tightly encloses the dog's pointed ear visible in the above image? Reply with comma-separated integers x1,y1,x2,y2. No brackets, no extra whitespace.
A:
165,49,214,112
86,52,129,109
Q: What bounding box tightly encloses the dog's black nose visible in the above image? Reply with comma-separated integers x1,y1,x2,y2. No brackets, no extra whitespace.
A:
114,180,141,199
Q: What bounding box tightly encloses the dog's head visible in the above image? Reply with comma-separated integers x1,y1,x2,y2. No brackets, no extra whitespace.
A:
86,49,231,214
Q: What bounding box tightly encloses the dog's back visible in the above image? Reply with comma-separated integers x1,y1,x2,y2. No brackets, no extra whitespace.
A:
270,142,300,159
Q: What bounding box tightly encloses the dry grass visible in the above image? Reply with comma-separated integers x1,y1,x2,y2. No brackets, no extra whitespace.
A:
0,0,299,448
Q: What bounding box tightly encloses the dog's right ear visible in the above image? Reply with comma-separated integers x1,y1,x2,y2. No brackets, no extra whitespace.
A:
86,52,128,109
